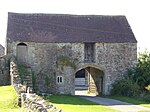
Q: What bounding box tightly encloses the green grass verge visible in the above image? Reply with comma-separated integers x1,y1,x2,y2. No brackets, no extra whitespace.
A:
44,95,120,112
105,96,150,108
0,85,25,112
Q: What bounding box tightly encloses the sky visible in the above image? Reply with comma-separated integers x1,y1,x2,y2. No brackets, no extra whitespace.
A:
0,0,150,51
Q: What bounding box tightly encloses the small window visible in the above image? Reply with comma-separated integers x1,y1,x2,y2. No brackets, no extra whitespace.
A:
84,43,95,62
57,76,63,84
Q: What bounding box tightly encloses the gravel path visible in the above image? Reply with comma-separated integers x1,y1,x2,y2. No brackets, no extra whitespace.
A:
81,96,150,112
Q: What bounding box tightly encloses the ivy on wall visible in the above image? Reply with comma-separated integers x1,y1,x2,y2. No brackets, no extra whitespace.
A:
57,55,76,70
32,73,36,91
17,64,30,84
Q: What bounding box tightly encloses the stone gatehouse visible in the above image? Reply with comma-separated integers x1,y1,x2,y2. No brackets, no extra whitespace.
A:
6,12,137,95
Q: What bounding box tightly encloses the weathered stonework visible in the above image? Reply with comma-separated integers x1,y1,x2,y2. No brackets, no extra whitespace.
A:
7,41,137,95
0,44,4,57
10,57,62,111
21,93,62,112
6,13,138,95
0,55,11,85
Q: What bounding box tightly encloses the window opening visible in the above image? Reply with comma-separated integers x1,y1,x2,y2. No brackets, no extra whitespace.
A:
57,76,63,84
84,43,95,62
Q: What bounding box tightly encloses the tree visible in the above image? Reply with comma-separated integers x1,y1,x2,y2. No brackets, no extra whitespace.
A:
136,51,150,90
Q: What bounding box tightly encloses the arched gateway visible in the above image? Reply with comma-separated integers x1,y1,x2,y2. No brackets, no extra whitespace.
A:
75,66,104,95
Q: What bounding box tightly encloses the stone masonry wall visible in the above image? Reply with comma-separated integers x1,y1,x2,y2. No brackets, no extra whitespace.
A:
0,55,11,85
21,93,62,112
95,43,137,94
7,41,137,95
0,44,4,56
10,57,62,112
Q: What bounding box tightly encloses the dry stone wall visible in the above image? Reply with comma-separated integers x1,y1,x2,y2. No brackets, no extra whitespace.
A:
21,93,62,112
7,41,137,95
10,57,62,112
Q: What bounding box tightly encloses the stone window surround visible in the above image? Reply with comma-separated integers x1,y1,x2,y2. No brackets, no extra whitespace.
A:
84,43,95,63
56,76,63,84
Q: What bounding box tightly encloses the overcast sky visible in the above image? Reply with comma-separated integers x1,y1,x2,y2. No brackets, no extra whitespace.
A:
0,0,150,51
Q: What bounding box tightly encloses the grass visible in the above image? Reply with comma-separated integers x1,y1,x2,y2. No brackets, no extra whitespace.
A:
105,96,150,108
0,85,25,112
44,95,120,112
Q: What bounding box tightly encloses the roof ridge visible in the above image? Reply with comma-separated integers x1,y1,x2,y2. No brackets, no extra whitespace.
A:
8,12,125,18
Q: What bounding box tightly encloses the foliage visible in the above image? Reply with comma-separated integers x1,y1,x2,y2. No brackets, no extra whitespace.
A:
145,85,150,91
135,51,150,90
111,79,140,97
142,94,150,102
87,90,91,94
32,73,37,91
111,51,150,97
44,95,119,112
57,55,76,70
0,85,25,112
17,64,29,84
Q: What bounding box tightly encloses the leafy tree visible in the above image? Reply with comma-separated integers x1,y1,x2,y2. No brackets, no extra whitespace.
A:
136,51,150,90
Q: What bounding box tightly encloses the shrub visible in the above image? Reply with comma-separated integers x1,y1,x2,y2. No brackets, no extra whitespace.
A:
111,79,140,97
143,94,150,102
136,51,150,90
111,51,150,97
17,64,29,84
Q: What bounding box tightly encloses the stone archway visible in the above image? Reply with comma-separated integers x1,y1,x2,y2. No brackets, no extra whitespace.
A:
75,66,104,96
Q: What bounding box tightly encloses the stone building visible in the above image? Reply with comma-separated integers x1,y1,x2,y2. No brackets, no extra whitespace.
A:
6,12,137,95
0,44,10,86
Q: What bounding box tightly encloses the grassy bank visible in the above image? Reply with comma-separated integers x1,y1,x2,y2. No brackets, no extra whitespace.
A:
0,85,25,112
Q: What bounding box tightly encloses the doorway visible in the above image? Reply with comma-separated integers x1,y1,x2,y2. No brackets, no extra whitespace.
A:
17,43,28,65
75,67,104,96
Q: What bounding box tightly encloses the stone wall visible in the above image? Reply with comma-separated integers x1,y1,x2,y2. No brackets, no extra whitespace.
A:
0,44,4,56
88,67,104,95
7,41,137,95
0,55,11,85
95,43,137,94
21,93,62,112
10,58,62,112
10,57,27,106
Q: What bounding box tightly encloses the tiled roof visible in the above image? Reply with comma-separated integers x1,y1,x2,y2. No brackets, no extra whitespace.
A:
7,12,137,43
